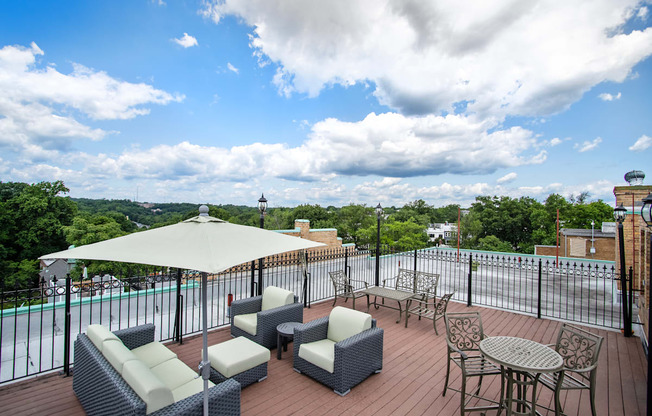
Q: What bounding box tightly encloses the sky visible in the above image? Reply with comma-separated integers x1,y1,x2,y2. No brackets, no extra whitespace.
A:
1,1,651,210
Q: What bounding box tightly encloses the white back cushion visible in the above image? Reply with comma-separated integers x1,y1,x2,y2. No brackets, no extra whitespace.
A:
122,360,174,415
131,342,177,369
327,306,372,343
86,324,120,351
102,339,137,374
261,286,294,311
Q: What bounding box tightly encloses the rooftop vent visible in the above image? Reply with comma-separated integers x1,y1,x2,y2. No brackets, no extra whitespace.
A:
624,170,645,185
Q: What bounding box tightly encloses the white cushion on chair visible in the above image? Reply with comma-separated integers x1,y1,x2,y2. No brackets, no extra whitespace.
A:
150,358,198,391
327,306,372,343
131,341,178,368
102,339,137,374
261,286,294,311
122,359,174,415
298,339,336,373
233,313,258,335
171,377,214,403
86,324,120,351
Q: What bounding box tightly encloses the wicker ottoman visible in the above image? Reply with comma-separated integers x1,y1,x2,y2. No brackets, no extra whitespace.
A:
207,336,270,388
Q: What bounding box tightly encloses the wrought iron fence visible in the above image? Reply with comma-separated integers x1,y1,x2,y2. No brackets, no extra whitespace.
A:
0,246,623,384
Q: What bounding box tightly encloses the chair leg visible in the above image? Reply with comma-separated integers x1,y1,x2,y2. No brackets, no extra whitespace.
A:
460,374,466,416
475,374,483,396
433,317,439,335
332,295,337,307
589,384,597,416
554,389,562,416
443,353,451,397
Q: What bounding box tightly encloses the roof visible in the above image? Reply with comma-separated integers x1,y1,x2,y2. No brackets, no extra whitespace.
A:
560,228,615,238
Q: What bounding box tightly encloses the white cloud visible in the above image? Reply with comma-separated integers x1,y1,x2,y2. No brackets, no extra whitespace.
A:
227,62,239,74
574,137,602,152
0,43,181,153
549,138,562,146
638,6,648,20
173,33,198,48
202,0,652,119
598,92,622,101
497,172,517,184
629,134,652,152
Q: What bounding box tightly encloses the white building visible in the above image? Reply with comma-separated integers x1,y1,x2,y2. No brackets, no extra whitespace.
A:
426,223,458,245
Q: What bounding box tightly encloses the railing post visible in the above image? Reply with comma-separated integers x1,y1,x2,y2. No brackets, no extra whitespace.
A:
62,274,71,377
537,259,542,319
628,266,633,335
173,268,182,343
344,248,349,276
250,260,256,297
467,254,473,307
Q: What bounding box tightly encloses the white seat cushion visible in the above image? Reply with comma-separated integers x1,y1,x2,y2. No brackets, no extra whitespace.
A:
151,358,198,391
171,377,215,403
261,286,294,311
131,342,177,368
207,336,270,378
233,313,257,335
102,339,137,374
86,324,120,351
327,306,372,343
298,339,336,373
122,359,174,415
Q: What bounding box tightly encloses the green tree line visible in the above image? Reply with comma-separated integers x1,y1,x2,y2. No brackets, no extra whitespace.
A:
1,180,614,290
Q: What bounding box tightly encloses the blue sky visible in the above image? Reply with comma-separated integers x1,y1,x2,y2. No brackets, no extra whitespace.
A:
1,1,651,209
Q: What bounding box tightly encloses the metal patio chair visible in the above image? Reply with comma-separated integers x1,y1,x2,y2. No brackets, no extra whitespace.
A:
442,311,503,415
536,323,604,416
328,270,366,309
405,292,454,334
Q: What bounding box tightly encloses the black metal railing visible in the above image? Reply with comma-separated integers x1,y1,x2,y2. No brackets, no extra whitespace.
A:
0,245,624,384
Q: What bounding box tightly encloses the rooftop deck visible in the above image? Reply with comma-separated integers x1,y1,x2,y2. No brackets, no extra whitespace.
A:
0,299,647,415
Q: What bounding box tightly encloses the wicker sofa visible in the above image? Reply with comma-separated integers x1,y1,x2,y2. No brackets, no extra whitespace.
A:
73,323,240,415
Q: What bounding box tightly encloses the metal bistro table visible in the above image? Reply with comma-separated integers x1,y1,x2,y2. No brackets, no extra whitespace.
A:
479,336,563,416
361,286,415,323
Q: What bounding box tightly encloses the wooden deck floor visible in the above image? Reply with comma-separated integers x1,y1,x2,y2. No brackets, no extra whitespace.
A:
0,299,647,415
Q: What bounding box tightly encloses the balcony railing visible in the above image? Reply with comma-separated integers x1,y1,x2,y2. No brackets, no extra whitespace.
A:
0,246,624,384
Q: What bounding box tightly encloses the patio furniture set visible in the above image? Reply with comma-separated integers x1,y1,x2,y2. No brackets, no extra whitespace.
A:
329,269,605,416
73,285,384,415
443,311,604,416
329,268,454,332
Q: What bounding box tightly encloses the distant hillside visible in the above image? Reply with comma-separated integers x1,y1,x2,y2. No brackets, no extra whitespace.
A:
72,198,258,227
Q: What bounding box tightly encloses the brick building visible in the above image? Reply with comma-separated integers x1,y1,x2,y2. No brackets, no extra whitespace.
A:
275,219,347,249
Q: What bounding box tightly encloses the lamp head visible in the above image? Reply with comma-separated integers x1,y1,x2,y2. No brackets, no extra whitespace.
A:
257,194,268,214
641,193,652,227
375,203,383,218
613,203,626,224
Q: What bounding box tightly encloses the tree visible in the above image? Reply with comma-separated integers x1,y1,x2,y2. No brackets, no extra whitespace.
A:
0,181,76,289
477,235,514,253
336,204,375,245
64,213,128,246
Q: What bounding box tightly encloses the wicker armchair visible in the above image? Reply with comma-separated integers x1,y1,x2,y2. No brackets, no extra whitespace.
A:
230,286,303,349
328,270,366,309
536,323,604,416
293,306,384,396
442,312,503,415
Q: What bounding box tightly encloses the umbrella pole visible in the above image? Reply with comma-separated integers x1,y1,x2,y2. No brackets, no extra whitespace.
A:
200,272,210,416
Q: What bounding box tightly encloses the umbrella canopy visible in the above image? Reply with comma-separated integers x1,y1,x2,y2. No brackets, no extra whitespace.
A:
41,208,324,273
40,205,325,415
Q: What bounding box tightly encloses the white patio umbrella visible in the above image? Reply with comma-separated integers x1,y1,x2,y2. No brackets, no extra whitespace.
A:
40,205,325,415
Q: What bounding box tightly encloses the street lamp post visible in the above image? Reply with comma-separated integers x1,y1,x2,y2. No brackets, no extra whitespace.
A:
639,193,652,416
375,203,383,287
614,203,631,337
590,220,596,257
257,194,267,296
